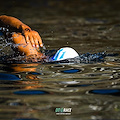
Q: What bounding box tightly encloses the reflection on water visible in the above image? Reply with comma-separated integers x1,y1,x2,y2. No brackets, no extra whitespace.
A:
0,0,120,120
0,61,120,119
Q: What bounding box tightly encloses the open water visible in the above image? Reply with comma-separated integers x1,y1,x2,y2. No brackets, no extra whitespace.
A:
0,0,120,120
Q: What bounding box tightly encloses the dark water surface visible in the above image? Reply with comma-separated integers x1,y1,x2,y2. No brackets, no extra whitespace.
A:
0,0,120,119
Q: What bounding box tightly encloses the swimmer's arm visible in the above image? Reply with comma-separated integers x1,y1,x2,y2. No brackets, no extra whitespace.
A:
0,15,43,47
0,15,31,32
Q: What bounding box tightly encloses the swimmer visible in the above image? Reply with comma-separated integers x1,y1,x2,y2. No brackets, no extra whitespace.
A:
0,15,110,64
0,15,44,61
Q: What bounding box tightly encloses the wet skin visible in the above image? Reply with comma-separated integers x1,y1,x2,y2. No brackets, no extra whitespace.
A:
0,15,43,57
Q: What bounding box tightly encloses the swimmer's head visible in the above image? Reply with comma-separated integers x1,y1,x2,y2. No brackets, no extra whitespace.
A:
52,47,79,61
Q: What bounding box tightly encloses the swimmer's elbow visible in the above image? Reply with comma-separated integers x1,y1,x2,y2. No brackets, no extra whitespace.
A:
0,15,7,19
0,15,10,23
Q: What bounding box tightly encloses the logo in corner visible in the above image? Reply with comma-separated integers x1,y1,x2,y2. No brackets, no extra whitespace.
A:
55,108,72,115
